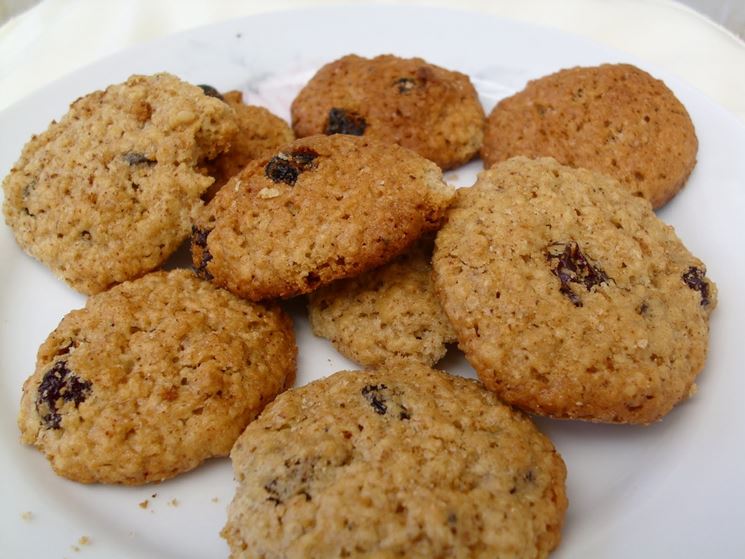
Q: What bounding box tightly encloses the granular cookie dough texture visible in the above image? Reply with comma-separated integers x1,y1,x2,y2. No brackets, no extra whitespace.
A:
17,269,296,485
223,366,567,559
192,134,454,301
433,157,716,424
481,64,697,208
308,237,456,367
291,54,485,170
2,73,238,294
205,89,294,199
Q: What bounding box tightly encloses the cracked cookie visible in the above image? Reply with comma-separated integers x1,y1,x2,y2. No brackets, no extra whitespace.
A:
17,269,296,484
223,365,567,559
432,157,716,424
2,73,238,294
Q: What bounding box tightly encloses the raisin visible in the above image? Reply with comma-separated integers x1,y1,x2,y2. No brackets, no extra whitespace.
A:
325,108,367,136
191,226,214,280
546,242,610,307
35,361,92,430
399,406,411,421
394,77,417,93
197,84,224,100
361,384,388,415
682,266,711,307
80,230,92,241
123,152,155,166
264,148,319,186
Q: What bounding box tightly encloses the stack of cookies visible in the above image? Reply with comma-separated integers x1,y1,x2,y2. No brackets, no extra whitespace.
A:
2,54,717,558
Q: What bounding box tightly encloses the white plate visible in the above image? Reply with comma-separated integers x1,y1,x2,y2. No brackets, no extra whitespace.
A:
1,5,744,558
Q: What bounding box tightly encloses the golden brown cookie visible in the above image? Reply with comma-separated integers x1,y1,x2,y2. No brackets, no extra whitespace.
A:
205,89,294,199
191,134,454,301
291,54,485,170
223,366,567,559
2,73,238,294
432,157,716,424
17,270,296,485
481,64,697,208
308,237,456,367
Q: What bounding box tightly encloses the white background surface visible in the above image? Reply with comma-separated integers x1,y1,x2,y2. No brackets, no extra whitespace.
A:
1,3,745,559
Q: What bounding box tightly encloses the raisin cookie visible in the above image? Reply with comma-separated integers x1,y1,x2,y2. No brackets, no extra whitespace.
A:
192,134,454,301
223,366,567,559
17,269,296,485
432,157,716,424
308,237,456,367
205,89,294,199
291,54,485,170
481,64,697,208
2,73,238,294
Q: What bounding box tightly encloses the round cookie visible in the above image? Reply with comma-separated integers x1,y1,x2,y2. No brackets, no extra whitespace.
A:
291,54,485,170
481,64,697,208
205,89,294,200
2,73,238,294
17,269,296,485
191,134,454,301
433,157,716,424
308,237,456,367
223,366,567,559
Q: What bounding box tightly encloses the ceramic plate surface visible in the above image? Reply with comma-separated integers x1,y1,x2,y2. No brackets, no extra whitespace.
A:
1,5,744,558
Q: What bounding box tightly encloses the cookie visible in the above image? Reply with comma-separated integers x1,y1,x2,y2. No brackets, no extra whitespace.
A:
481,64,697,208
223,365,567,558
308,237,456,367
2,73,238,294
205,89,294,199
291,54,485,170
433,157,716,424
17,269,296,485
192,134,454,301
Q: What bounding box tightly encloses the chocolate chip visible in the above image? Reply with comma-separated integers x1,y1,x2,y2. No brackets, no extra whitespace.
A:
264,479,282,505
80,230,91,241
197,84,224,100
265,148,319,186
399,406,411,421
325,108,367,136
123,152,155,166
546,242,610,307
682,266,711,307
394,77,417,93
35,361,92,430
191,226,213,280
361,384,388,415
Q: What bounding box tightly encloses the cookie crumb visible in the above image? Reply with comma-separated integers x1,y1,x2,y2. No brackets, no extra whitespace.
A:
138,499,149,509
20,511,33,522
168,498,179,507
78,536,91,546
70,545,80,552
211,497,220,503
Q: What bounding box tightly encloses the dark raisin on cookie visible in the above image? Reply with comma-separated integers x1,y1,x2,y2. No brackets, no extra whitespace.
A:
325,108,367,136
191,225,214,280
35,361,92,430
682,266,711,307
123,152,156,166
546,241,610,307
394,77,417,94
265,148,319,186
197,84,224,100
361,384,388,415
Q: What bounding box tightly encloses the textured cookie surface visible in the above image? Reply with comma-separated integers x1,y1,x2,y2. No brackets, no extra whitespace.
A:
17,269,296,485
2,73,238,294
481,64,697,208
192,134,454,301
223,366,567,559
206,90,294,199
309,238,456,367
433,157,716,424
291,54,485,170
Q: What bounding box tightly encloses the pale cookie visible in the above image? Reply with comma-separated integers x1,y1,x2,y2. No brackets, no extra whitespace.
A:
192,134,454,301
17,269,296,485
223,366,567,559
433,157,716,424
205,89,294,199
2,73,238,294
308,237,456,367
291,54,485,170
481,64,697,208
